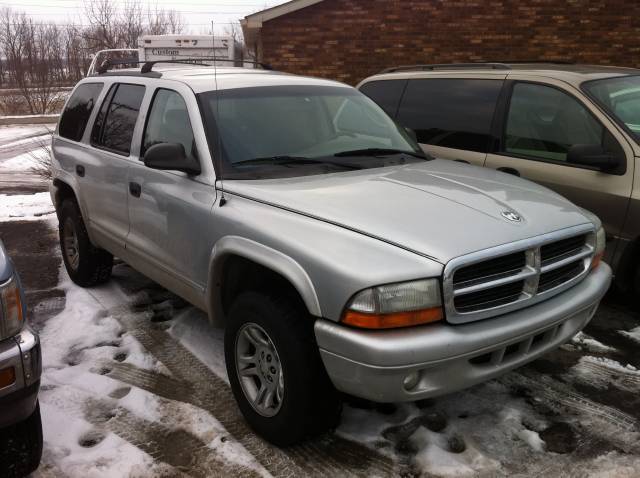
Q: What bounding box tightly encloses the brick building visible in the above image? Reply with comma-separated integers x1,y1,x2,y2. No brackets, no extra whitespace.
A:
241,0,640,85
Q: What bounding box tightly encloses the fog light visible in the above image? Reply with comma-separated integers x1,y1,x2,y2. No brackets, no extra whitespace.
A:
0,366,15,389
403,371,420,391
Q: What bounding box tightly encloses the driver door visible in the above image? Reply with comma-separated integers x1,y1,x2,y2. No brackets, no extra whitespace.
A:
125,86,217,306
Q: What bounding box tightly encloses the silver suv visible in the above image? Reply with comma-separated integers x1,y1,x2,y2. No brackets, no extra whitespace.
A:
50,63,612,446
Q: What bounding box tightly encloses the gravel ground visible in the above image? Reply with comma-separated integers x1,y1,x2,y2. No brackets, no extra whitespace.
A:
1,125,640,477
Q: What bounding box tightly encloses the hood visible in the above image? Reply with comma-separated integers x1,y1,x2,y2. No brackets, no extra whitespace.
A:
224,160,593,263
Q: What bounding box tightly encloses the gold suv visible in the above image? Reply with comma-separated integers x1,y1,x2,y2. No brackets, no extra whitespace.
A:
359,62,640,296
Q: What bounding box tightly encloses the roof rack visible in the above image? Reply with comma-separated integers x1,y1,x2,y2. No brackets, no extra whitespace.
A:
379,63,512,74
94,57,272,75
493,60,575,65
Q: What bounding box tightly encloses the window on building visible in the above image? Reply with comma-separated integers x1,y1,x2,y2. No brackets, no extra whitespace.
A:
396,79,503,152
359,79,407,118
91,83,145,155
58,83,104,141
143,89,197,161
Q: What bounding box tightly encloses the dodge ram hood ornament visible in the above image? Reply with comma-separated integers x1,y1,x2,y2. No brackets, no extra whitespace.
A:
501,210,522,222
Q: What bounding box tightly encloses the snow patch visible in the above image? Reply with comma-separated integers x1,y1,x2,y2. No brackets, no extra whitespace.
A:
169,308,228,383
620,326,640,343
571,331,616,353
0,191,54,220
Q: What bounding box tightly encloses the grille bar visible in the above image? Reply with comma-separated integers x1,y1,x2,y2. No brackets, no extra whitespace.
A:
443,225,596,324
453,267,536,296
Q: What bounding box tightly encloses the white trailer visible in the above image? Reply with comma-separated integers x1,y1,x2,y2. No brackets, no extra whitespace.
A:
138,35,242,64
87,35,244,75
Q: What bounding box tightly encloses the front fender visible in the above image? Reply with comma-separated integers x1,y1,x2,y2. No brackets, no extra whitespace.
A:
206,235,322,327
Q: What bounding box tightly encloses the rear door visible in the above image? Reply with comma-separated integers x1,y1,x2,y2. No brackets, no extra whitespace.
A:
85,82,146,250
393,77,505,166
485,77,634,261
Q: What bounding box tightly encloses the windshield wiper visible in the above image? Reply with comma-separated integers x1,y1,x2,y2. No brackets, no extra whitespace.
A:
233,155,362,169
333,148,427,159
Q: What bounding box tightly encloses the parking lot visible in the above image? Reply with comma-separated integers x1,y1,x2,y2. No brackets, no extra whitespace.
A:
2,125,640,477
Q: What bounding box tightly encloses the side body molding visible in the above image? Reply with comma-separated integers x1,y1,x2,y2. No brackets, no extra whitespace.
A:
206,236,322,326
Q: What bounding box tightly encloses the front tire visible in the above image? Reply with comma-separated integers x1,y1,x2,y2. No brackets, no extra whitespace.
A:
225,292,341,446
0,402,43,477
58,199,113,287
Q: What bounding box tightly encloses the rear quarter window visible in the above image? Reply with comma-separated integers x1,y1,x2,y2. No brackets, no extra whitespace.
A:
58,83,104,142
396,79,503,153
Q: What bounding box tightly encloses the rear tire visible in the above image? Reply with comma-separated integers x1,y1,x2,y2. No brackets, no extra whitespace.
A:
0,402,43,477
225,291,341,446
58,199,113,287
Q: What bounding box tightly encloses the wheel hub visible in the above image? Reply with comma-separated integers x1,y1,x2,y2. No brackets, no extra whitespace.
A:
235,323,284,417
62,218,80,271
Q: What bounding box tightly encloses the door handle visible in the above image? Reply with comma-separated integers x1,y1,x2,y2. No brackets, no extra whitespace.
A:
496,167,520,177
129,182,141,198
454,159,470,164
75,165,85,177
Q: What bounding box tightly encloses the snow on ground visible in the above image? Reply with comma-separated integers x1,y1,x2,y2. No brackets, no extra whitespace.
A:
570,331,617,353
620,325,640,343
0,191,54,220
2,147,50,171
38,266,269,477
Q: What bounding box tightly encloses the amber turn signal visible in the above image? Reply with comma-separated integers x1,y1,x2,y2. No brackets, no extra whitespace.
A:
342,307,443,329
591,252,603,270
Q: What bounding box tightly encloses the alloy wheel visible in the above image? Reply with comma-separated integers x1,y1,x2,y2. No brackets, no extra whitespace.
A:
235,323,284,417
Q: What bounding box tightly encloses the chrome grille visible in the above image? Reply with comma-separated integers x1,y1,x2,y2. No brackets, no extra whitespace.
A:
443,225,596,324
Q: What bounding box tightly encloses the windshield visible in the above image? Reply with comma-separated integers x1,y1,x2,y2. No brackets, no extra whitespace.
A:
583,75,640,141
198,85,426,178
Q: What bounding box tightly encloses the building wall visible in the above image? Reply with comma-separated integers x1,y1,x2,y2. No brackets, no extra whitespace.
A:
259,0,640,85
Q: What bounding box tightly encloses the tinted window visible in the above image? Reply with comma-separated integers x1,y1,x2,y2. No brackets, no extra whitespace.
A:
91,83,145,155
90,84,116,145
359,80,407,117
397,79,503,152
143,89,196,161
504,83,604,162
58,83,103,141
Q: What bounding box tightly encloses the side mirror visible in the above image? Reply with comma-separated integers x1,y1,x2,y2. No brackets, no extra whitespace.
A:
143,143,201,175
567,144,619,172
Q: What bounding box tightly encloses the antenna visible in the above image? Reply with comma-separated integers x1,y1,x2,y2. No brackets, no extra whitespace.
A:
212,20,227,206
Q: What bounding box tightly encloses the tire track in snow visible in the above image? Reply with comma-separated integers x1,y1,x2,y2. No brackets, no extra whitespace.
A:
572,356,640,391
501,372,639,453
108,309,396,478
84,398,263,478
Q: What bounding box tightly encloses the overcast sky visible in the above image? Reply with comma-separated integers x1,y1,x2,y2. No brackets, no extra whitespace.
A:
6,0,290,32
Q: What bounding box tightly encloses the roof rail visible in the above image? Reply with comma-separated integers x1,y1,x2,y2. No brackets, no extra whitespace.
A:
493,59,574,65
94,57,272,75
141,58,273,74
379,63,512,74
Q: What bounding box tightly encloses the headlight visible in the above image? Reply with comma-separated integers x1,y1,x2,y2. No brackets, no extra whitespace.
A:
592,227,606,269
0,275,24,340
342,278,443,329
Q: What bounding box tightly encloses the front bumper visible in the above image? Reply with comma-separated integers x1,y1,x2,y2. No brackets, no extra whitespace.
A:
315,263,611,403
0,327,42,428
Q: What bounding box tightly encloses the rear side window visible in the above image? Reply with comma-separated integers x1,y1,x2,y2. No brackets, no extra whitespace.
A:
91,83,145,155
58,83,103,141
359,80,407,117
397,79,503,153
